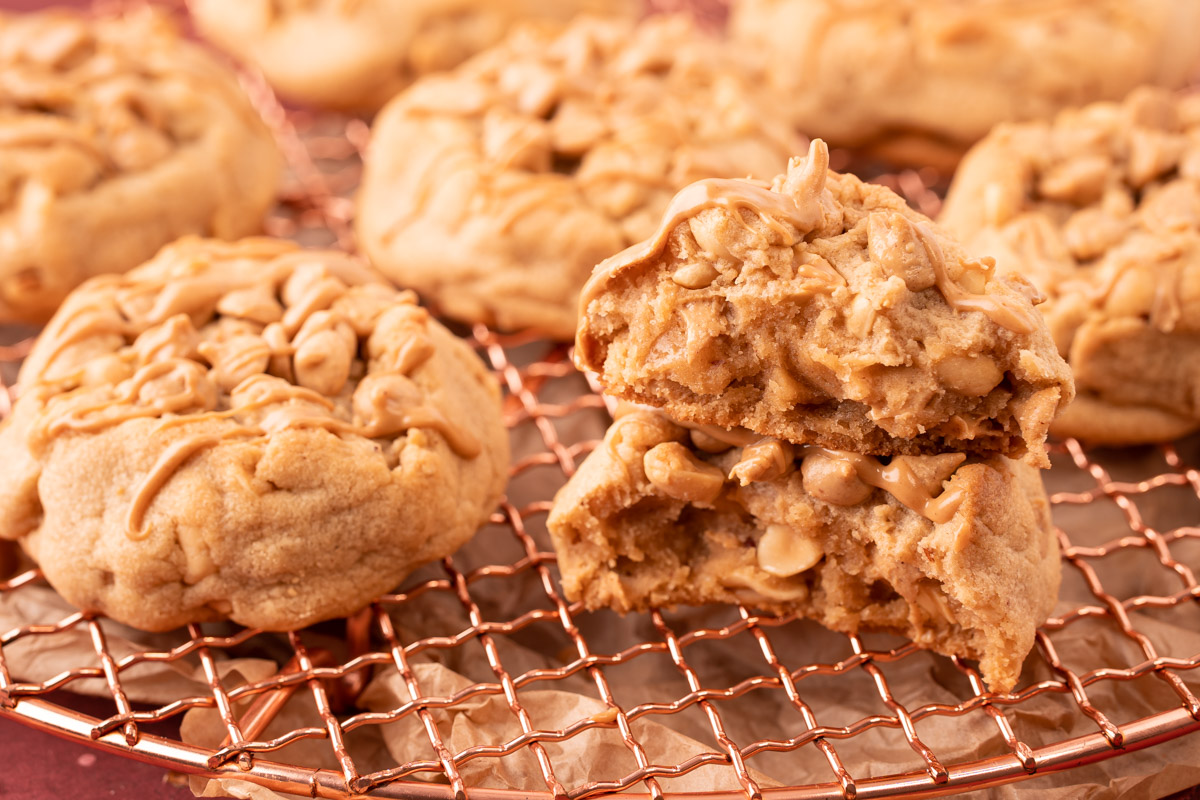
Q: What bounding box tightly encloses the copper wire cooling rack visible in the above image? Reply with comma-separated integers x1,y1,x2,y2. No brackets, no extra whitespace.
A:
3,6,1200,798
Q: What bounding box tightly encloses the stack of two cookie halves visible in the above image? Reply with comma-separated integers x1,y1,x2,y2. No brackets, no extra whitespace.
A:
550,141,1076,692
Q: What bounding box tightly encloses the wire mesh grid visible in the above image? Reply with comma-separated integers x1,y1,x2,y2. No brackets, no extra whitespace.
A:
2,5,1200,798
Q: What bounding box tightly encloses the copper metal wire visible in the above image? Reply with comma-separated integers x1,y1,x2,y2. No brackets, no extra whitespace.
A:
2,3,1200,797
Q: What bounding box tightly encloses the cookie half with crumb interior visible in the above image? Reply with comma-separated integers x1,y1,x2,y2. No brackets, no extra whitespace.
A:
0,237,508,632
548,408,1059,692
576,140,1074,467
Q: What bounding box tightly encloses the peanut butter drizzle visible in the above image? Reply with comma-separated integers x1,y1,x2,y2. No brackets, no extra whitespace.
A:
46,360,213,435
676,420,761,448
674,417,965,523
36,307,136,374
576,139,835,333
912,223,1041,334
803,448,965,525
73,366,482,542
126,429,255,541
125,392,481,540
362,408,481,458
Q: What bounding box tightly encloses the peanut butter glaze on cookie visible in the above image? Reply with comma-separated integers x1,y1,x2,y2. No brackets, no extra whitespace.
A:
356,14,806,340
580,140,1041,341
22,238,485,541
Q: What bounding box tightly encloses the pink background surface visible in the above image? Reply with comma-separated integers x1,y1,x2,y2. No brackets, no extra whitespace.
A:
1,693,196,798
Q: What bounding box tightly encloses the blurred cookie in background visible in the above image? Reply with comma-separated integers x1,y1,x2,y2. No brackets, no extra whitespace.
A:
0,7,282,325
731,0,1200,168
356,14,805,339
189,0,641,112
941,87,1200,444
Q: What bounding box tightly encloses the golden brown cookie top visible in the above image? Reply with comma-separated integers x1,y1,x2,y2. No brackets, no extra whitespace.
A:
0,237,509,632
23,237,486,489
0,8,268,210
577,141,1074,465
392,13,797,225
943,88,1200,336
355,13,804,339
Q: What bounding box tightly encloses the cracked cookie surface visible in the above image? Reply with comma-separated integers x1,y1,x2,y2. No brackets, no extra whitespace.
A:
577,141,1074,466
356,14,805,340
0,237,508,631
942,88,1200,443
0,8,282,324
548,409,1060,692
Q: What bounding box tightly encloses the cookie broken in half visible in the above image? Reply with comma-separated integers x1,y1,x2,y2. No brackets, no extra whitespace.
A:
576,140,1074,466
549,408,1059,692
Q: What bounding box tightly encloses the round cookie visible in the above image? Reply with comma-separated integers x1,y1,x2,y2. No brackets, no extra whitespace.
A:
0,237,509,632
0,8,282,325
941,88,1200,444
189,0,640,112
355,14,805,340
731,0,1200,167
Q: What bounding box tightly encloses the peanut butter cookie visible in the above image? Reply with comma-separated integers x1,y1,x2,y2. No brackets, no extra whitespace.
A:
190,0,639,112
942,88,1200,444
0,8,282,325
548,408,1059,692
731,0,1200,167
356,14,805,340
576,141,1074,467
0,237,508,632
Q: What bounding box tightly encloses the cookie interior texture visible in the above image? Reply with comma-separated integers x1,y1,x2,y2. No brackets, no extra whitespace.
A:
0,237,509,632
577,140,1074,467
356,13,804,340
731,0,1200,167
942,88,1200,444
548,410,1060,692
191,0,639,112
0,7,282,325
